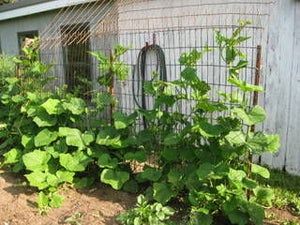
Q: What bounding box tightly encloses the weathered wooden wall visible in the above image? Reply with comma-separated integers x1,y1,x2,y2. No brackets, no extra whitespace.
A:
262,0,300,175
116,0,300,175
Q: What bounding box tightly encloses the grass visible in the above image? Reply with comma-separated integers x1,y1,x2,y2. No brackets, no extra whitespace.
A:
258,169,300,225
263,170,300,214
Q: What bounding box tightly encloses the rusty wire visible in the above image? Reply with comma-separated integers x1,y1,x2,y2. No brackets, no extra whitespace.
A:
39,0,274,123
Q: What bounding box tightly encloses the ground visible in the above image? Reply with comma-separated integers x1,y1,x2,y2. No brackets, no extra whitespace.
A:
0,170,135,225
0,170,299,225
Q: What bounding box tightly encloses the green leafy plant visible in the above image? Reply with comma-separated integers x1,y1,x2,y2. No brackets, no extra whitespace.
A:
115,20,280,225
117,195,175,225
0,21,282,225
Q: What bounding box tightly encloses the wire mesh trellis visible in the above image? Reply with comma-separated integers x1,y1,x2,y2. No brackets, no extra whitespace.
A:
39,0,274,128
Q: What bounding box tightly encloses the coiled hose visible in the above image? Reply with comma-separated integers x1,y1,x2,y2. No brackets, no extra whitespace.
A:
132,44,167,129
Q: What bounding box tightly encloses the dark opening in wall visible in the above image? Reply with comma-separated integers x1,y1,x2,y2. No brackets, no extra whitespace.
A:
17,30,39,54
61,23,92,100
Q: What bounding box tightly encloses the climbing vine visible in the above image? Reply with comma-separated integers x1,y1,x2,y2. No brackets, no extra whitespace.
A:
0,21,280,224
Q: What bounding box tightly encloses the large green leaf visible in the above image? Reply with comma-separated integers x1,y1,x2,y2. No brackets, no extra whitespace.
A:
246,202,264,225
33,110,57,127
247,133,280,153
254,187,274,206
97,153,118,169
196,163,215,180
233,106,266,126
167,169,183,186
163,133,180,146
96,128,122,148
190,212,213,225
21,134,34,149
226,210,249,225
225,131,246,146
25,171,49,190
82,131,95,146
59,151,91,172
3,148,22,164
41,98,64,115
124,151,146,163
228,75,264,92
59,127,85,149
34,129,58,147
22,150,51,171
192,120,224,138
138,168,162,182
49,192,64,208
251,164,270,179
45,140,68,159
153,183,174,204
63,97,86,115
100,169,130,190
113,112,137,130
228,169,246,182
56,170,75,183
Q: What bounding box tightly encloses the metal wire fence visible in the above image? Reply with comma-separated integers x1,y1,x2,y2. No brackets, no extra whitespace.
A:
39,0,274,128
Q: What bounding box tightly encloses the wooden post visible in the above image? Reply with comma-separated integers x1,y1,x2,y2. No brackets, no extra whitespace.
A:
109,50,115,124
247,45,262,200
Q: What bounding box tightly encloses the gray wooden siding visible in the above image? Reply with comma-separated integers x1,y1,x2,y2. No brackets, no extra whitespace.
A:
262,0,300,175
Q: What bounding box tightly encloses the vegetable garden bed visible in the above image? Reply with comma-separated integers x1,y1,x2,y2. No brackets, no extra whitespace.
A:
0,170,299,225
0,21,299,225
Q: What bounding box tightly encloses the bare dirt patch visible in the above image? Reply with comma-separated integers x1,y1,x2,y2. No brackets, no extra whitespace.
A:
0,170,135,225
265,208,300,225
1,170,299,225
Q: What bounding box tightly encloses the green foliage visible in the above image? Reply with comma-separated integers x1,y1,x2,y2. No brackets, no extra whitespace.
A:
37,191,64,214
90,45,129,87
0,55,15,89
117,195,175,225
0,21,282,225
100,169,130,190
259,169,300,216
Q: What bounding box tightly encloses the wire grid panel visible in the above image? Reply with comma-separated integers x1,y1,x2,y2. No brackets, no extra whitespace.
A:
39,0,274,124
115,0,272,119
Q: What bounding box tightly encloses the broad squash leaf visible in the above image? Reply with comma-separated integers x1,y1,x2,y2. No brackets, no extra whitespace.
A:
233,106,266,126
23,150,51,171
113,112,137,130
3,148,22,164
124,151,146,163
163,133,180,146
228,169,246,182
246,202,264,225
33,110,57,127
96,128,122,148
41,98,64,115
251,164,270,179
197,163,215,180
63,97,86,115
34,129,58,147
153,183,174,204
25,171,49,190
100,169,130,190
56,170,75,183
82,131,95,146
97,153,118,169
254,187,274,206
59,127,85,149
138,168,162,182
21,134,34,149
59,151,91,172
247,132,280,153
225,131,246,146
228,75,264,92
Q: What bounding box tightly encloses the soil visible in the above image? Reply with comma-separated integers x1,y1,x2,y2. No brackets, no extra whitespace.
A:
0,170,136,225
0,170,299,225
265,208,300,225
